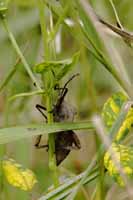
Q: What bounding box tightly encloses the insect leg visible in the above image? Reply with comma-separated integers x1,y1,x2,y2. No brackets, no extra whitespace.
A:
34,130,48,150
35,138,48,150
35,133,48,149
35,135,42,148
35,104,48,149
72,133,81,149
36,104,47,121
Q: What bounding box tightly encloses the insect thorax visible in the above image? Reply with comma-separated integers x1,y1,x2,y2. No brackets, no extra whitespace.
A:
53,100,77,122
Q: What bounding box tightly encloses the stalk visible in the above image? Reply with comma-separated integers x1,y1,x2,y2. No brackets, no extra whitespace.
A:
37,0,59,187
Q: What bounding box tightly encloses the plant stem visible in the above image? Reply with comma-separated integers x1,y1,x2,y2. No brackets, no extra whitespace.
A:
37,0,49,59
1,18,41,90
109,0,123,30
95,146,105,200
0,44,28,93
37,0,59,187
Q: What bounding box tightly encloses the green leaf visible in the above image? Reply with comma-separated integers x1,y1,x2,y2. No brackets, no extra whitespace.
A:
33,52,80,81
56,52,80,81
0,121,93,144
102,92,133,142
2,158,37,191
104,143,133,187
33,61,60,74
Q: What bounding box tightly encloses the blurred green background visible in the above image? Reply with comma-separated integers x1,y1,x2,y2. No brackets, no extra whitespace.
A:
0,0,133,199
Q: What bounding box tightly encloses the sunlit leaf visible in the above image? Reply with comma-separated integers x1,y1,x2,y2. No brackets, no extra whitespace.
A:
104,143,133,187
33,52,80,81
55,52,80,81
2,158,37,191
102,92,133,142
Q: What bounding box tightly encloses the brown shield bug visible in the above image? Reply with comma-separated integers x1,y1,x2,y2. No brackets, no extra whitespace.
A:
35,74,81,165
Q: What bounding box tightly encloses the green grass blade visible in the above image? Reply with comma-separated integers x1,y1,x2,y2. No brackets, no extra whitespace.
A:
0,121,94,144
78,0,131,93
38,168,98,200
9,90,45,101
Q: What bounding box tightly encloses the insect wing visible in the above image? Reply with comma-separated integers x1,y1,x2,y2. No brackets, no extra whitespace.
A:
55,130,81,165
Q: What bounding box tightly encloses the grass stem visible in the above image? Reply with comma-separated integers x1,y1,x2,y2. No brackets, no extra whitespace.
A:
37,0,59,187
1,18,41,90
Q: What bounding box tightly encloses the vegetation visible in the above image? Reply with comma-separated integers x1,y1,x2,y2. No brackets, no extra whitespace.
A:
0,0,133,199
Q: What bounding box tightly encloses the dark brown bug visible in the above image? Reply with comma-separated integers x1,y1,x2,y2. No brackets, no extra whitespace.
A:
35,74,81,165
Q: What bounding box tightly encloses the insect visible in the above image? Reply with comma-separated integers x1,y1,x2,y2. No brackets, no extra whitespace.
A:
35,74,81,165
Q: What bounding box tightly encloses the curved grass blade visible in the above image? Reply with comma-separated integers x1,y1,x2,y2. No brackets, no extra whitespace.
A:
9,90,45,102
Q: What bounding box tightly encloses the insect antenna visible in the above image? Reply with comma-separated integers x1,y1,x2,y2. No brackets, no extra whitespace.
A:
56,73,79,108
60,73,79,96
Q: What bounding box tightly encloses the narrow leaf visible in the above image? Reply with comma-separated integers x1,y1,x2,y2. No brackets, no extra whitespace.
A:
9,90,45,102
0,121,94,144
39,169,98,200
